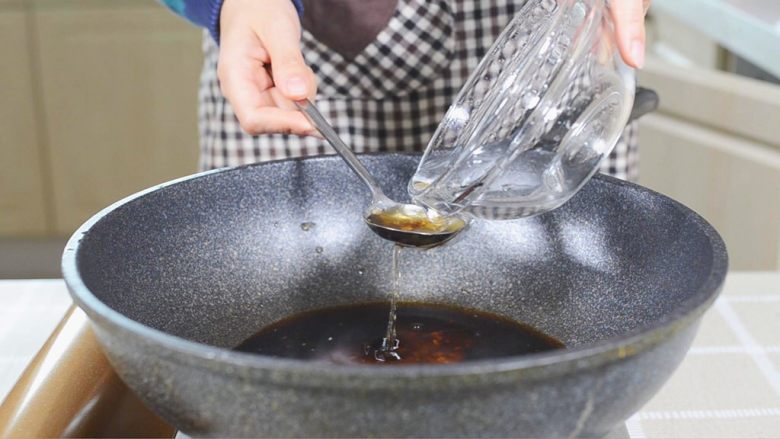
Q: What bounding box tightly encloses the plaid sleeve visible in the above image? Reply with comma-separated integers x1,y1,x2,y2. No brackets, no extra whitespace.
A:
158,0,305,44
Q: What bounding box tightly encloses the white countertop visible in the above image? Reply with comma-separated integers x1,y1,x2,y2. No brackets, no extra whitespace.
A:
1,273,779,438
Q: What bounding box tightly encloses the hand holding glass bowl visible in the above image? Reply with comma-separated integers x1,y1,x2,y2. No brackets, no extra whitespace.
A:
409,0,646,221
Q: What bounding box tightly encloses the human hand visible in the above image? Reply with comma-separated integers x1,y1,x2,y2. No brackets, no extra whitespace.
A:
218,0,318,136
609,0,651,68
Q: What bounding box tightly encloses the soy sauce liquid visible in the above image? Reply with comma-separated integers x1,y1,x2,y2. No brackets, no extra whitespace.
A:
235,302,564,365
236,243,564,364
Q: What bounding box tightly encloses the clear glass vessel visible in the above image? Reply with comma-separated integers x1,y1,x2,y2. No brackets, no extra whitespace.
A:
409,0,635,220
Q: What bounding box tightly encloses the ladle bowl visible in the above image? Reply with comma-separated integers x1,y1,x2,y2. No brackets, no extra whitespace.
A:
63,154,727,437
364,202,467,248
296,99,468,248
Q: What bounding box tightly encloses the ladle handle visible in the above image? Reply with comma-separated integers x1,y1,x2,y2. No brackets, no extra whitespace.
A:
295,99,385,200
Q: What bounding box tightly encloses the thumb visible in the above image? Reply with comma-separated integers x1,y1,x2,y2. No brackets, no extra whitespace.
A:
260,20,316,101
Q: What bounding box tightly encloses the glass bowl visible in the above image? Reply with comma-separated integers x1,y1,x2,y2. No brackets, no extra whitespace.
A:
409,0,635,220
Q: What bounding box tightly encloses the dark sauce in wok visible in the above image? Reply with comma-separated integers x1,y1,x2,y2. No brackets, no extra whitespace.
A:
234,302,564,365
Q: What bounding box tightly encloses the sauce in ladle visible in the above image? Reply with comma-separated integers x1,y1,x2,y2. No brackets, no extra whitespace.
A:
364,204,468,248
366,205,466,235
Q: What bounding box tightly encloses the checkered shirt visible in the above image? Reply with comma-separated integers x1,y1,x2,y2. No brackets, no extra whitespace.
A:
198,0,638,181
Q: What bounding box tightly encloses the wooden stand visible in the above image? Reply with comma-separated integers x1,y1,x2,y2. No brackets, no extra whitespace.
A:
0,305,173,438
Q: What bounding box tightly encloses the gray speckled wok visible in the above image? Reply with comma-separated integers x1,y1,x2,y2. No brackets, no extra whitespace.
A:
62,154,727,438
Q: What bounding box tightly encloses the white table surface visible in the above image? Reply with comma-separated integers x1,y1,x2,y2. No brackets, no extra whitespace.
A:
1,273,779,438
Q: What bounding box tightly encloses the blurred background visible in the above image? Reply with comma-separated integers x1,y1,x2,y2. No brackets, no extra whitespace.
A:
1,0,779,278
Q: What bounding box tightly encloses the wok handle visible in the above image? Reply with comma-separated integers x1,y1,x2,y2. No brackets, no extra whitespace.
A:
628,87,660,123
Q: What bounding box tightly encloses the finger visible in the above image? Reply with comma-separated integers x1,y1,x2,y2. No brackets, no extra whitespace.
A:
240,107,317,136
268,86,299,111
223,75,315,135
257,18,317,100
218,52,275,132
610,0,646,68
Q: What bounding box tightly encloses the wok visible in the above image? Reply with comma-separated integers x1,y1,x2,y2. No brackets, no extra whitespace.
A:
63,154,727,437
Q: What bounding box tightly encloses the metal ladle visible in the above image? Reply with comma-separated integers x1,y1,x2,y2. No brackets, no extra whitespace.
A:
295,99,466,248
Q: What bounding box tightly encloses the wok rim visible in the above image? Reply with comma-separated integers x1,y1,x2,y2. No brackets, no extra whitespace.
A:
62,153,728,381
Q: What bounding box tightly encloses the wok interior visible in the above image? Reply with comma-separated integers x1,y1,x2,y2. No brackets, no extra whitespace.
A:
76,155,716,353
